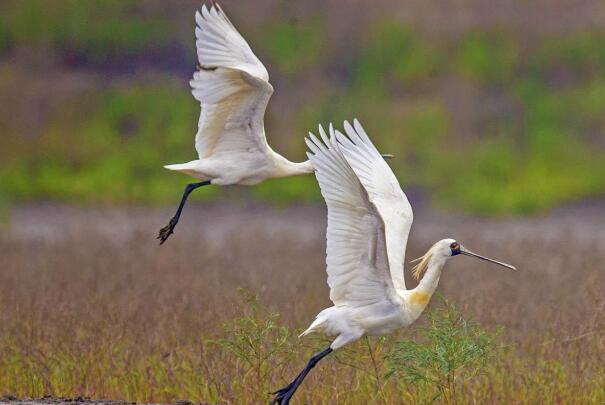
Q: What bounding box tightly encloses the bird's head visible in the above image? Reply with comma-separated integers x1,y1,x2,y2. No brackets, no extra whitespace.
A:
411,238,516,280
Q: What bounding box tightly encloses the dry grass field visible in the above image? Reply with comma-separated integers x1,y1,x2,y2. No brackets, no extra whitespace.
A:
1,202,604,404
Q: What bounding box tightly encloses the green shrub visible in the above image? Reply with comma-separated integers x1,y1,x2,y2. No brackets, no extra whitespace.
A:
387,301,500,404
208,289,294,402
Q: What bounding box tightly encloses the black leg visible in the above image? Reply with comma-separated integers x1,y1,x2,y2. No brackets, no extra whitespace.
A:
270,347,333,405
157,181,211,244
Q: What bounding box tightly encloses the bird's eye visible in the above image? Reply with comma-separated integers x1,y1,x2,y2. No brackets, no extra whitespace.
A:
450,242,459,249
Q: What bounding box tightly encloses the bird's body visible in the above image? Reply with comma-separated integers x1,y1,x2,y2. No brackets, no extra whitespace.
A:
302,286,436,345
270,120,516,404
165,149,312,186
158,4,313,243
297,121,450,349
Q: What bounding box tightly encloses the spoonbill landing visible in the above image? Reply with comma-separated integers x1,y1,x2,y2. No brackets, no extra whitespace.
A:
158,3,314,244
269,120,516,404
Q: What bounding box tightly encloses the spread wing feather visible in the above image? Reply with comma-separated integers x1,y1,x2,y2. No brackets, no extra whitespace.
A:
190,4,273,159
335,119,414,291
306,125,401,307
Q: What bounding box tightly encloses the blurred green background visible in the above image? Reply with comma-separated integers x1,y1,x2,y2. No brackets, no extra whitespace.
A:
0,0,604,215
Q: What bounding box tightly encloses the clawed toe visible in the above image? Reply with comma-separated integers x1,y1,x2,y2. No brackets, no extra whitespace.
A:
157,218,177,244
269,383,295,405
269,392,289,405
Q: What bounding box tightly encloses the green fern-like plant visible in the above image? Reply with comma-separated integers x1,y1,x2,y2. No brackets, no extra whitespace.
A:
387,301,500,404
208,289,294,402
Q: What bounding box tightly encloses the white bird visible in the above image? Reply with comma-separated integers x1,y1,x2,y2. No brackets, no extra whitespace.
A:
158,3,314,244
270,120,517,404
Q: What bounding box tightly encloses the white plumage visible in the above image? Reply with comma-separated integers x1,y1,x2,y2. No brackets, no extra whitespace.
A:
301,121,416,348
270,120,516,404
158,3,313,244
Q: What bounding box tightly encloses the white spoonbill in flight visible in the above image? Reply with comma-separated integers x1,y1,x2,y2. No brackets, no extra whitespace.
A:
157,3,314,244
270,120,517,404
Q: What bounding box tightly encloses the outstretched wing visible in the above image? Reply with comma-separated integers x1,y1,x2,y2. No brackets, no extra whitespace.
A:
306,125,401,307
335,119,414,291
190,4,273,159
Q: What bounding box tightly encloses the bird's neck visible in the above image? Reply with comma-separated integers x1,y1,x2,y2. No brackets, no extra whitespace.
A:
273,154,314,177
404,255,447,314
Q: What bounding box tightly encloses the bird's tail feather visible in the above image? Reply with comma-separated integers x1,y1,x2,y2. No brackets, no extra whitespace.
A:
299,313,328,338
163,162,203,179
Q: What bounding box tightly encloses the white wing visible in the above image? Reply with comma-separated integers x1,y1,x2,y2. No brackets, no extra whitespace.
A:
306,125,401,307
190,4,273,159
335,119,413,291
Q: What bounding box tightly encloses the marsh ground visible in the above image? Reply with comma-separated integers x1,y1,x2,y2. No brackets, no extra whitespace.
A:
1,202,604,404
0,397,155,405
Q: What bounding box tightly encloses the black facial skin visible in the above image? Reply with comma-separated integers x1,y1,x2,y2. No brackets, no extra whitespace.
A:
450,242,461,256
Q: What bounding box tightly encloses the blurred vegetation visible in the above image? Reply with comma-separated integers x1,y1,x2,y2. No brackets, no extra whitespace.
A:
354,21,444,91
0,82,219,203
0,0,170,62
264,19,325,77
0,1,604,214
455,31,518,84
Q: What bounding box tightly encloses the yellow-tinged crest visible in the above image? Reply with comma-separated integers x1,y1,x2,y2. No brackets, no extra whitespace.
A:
411,249,434,280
